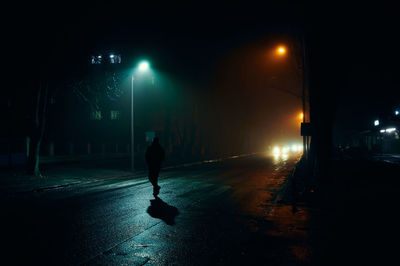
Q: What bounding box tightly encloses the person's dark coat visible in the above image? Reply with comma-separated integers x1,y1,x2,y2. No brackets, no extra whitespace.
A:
145,140,165,170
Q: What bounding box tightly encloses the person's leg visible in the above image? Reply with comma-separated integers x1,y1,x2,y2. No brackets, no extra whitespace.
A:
153,167,161,196
148,169,157,187
149,168,160,197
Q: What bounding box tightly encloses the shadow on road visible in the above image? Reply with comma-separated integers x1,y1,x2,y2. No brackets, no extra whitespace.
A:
147,197,179,225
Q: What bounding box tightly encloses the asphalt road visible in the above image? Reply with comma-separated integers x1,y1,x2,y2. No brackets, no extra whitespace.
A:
2,154,306,265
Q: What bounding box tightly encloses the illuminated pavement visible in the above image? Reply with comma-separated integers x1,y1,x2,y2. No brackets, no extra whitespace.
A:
3,154,311,265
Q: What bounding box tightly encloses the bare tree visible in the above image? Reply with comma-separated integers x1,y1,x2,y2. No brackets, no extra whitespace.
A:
71,70,124,111
26,82,49,176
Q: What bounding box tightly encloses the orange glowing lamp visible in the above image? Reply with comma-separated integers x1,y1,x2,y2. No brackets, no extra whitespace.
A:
276,46,286,55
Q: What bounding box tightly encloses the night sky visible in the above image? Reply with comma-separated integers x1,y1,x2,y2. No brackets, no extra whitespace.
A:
4,2,400,148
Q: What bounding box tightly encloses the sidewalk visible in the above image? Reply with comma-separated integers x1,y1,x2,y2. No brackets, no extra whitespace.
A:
39,153,130,164
0,153,259,196
0,153,186,196
288,154,400,265
0,165,143,197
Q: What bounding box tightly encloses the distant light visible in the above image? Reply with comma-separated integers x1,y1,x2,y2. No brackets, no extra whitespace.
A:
282,146,290,154
98,55,102,59
110,54,115,58
138,61,150,72
290,144,303,153
395,110,399,115
380,129,386,133
374,120,379,126
291,144,298,152
385,128,397,133
276,46,286,55
299,113,304,120
298,145,303,151
273,146,280,155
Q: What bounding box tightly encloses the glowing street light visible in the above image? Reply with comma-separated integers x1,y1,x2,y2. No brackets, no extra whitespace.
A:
138,61,150,72
276,45,286,56
374,120,380,126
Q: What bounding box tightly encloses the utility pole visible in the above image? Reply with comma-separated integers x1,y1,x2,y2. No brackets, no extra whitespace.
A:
131,75,135,171
301,35,308,160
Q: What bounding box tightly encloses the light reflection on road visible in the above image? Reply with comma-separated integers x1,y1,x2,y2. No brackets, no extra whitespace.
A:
273,153,289,163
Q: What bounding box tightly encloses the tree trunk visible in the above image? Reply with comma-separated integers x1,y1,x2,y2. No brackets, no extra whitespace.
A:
27,134,41,176
27,83,48,176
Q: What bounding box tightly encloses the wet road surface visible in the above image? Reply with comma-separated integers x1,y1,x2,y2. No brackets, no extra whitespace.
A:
3,154,309,265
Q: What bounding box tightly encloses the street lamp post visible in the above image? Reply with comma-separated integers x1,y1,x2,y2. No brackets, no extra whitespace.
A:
130,60,150,172
131,74,135,171
301,38,307,159
301,36,309,159
274,42,308,157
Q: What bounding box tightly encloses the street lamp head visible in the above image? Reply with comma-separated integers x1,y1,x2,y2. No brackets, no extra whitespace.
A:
276,46,286,56
138,61,150,72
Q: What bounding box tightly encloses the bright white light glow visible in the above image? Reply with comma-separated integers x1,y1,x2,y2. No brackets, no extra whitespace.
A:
138,61,149,72
395,110,399,115
110,54,115,58
291,144,298,152
298,145,303,151
380,129,386,133
273,143,303,157
374,120,380,126
276,46,286,55
282,146,290,154
98,55,102,58
385,128,397,133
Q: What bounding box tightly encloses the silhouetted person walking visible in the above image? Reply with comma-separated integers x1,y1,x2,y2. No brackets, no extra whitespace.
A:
145,137,165,197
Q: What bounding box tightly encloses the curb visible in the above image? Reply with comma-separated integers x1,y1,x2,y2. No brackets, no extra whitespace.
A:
8,153,260,194
163,153,259,170
273,157,302,203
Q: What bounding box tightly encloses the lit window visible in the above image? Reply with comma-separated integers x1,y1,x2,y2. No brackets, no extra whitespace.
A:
109,54,121,64
91,54,121,64
91,55,103,64
110,110,120,120
91,110,102,120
